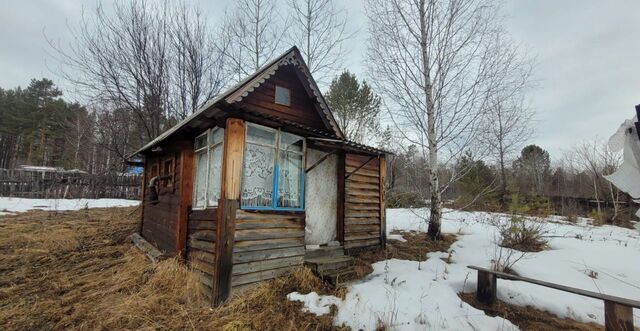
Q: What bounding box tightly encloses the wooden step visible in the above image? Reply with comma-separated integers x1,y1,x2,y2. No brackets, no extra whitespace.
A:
304,245,345,259
305,255,354,274
323,266,356,285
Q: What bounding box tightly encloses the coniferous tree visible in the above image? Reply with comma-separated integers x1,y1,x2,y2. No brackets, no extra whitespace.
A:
513,145,551,197
324,70,381,143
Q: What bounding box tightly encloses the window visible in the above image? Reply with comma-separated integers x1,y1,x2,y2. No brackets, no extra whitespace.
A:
241,123,304,210
193,127,224,209
275,85,291,106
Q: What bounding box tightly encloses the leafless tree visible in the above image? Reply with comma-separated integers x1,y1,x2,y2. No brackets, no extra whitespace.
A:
222,0,287,81
365,0,533,239
571,139,623,221
48,0,228,164
287,0,354,84
480,97,534,207
170,3,229,120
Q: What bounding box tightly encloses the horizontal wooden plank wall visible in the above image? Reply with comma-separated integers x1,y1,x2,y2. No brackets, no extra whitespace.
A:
344,153,382,251
141,154,181,253
187,208,217,300
231,210,306,292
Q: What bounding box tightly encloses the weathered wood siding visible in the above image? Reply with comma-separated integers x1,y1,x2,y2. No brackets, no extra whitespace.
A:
231,210,306,291
239,65,327,131
141,152,181,253
344,153,383,251
187,208,217,299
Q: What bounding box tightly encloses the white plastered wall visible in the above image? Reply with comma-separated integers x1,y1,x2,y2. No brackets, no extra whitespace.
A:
304,148,338,245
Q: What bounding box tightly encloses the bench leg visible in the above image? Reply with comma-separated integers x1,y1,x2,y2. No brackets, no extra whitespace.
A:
477,270,497,304
604,300,634,331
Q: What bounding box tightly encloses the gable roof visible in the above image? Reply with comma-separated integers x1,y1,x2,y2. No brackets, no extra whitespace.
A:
132,46,343,156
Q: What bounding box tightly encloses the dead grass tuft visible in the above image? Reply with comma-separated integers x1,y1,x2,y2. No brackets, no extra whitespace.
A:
351,231,457,279
0,207,347,331
459,292,602,331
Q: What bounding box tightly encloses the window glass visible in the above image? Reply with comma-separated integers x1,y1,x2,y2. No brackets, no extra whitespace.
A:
275,85,291,106
193,127,224,209
210,128,224,146
279,132,303,153
194,151,207,208
207,144,223,206
195,133,208,151
241,123,305,210
246,124,276,146
241,143,275,207
277,150,303,208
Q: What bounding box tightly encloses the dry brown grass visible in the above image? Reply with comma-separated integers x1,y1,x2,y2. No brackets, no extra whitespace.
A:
0,208,346,331
459,292,603,331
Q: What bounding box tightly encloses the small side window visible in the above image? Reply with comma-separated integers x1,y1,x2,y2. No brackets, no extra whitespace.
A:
275,85,291,106
162,157,174,188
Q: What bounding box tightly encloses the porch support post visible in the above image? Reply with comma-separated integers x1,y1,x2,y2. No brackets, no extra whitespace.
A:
379,155,386,249
336,151,345,244
176,146,194,257
213,118,245,306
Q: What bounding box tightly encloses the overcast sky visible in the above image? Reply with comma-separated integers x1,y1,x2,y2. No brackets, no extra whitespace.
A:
1,0,639,160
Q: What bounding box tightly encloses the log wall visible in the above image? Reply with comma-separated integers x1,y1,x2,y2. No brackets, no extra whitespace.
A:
187,208,217,299
141,152,181,253
344,153,383,251
231,210,306,292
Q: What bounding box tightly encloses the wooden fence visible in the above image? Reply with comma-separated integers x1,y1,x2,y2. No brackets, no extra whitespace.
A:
0,169,142,200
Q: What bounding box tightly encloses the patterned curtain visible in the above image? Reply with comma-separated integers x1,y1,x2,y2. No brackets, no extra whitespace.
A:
241,143,275,207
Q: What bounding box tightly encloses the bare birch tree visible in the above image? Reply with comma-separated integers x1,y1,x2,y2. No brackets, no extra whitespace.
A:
287,0,353,84
222,0,287,81
366,0,533,239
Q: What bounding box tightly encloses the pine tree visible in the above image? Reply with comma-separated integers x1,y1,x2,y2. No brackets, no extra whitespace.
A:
325,70,381,143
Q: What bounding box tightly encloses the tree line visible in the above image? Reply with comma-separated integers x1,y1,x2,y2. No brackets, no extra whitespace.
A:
2,0,630,234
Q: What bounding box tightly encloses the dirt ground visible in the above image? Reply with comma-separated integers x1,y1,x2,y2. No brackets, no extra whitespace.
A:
0,208,608,330
458,292,603,331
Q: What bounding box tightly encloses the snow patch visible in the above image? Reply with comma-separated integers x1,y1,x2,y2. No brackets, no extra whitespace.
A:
387,233,407,242
294,208,640,330
0,197,140,216
287,292,342,316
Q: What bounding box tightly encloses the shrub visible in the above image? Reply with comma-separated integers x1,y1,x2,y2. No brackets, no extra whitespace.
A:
498,214,547,252
386,190,427,208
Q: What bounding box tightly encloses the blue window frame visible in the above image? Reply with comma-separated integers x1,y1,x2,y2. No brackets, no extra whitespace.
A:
241,123,305,211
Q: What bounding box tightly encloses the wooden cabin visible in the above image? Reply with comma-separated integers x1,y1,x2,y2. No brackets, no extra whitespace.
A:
131,46,389,305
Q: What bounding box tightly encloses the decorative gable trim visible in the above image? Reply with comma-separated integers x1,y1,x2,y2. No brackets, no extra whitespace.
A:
224,48,344,139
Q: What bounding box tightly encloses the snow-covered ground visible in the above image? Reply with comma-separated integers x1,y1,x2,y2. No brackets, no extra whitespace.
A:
0,197,140,216
289,208,640,330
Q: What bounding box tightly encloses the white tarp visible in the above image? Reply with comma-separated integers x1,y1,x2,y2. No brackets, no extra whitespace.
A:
604,116,640,220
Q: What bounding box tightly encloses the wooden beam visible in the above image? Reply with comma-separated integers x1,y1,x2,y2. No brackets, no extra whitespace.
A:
214,198,238,305
468,265,640,308
221,118,246,200
336,151,345,244
604,300,634,331
176,148,194,257
213,117,245,305
305,149,338,173
138,160,147,235
345,155,376,180
379,155,386,249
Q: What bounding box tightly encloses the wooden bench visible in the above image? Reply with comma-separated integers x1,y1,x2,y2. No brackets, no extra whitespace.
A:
468,265,640,331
